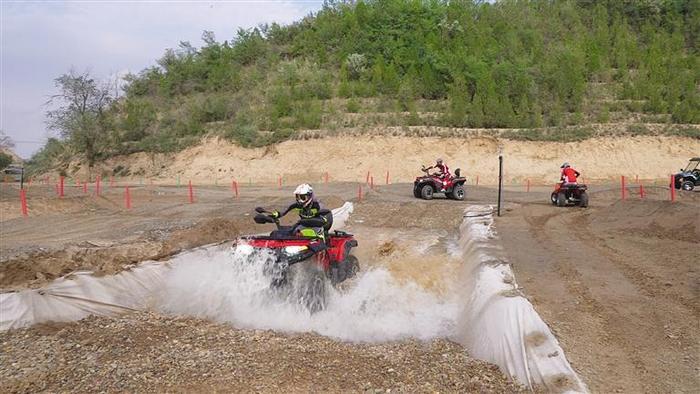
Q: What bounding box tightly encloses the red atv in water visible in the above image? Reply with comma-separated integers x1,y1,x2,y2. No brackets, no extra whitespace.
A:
550,182,589,207
413,167,467,200
231,207,359,312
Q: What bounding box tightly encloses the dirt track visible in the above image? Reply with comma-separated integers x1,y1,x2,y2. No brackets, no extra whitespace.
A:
1,180,699,392
496,188,699,393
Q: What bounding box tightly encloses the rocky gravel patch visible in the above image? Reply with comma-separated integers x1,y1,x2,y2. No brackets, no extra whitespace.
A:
1,312,525,393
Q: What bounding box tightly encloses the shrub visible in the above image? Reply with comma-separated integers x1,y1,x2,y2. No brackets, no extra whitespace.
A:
346,98,360,113
345,54,367,80
0,152,12,169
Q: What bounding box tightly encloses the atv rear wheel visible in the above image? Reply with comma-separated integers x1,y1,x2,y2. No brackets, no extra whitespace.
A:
556,192,567,207
550,192,558,205
420,184,434,200
579,191,589,208
345,255,359,278
681,181,695,191
451,185,465,200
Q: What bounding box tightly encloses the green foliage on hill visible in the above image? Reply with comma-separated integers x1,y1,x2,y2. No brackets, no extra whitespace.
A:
32,0,700,172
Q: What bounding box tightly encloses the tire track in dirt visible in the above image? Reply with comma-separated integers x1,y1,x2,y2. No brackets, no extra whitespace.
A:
570,212,698,313
519,206,650,392
567,211,699,392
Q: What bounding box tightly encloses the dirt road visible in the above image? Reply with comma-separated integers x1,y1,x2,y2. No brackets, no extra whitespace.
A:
495,187,699,393
1,180,698,392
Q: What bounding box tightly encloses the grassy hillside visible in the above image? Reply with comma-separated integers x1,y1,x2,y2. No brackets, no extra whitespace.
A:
29,0,700,174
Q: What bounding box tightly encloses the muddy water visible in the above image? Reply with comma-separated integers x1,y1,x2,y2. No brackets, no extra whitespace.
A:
157,225,462,342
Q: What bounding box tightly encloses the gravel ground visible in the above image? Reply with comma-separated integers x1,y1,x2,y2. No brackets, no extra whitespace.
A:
0,312,525,393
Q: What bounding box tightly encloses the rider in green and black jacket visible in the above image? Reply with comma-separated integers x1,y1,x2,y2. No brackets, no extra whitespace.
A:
272,183,329,239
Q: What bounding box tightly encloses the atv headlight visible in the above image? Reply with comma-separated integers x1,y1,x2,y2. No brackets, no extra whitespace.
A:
283,245,308,256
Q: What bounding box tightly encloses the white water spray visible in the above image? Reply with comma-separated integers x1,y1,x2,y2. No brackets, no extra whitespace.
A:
158,244,458,342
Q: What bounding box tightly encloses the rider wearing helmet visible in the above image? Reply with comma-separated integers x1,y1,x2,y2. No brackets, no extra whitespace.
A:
272,184,329,239
560,162,581,184
425,158,452,191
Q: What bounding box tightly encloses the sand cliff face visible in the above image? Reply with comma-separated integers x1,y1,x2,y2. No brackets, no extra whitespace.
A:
87,135,699,185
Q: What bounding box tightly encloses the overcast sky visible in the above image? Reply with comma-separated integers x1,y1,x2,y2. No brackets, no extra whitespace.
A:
1,0,324,159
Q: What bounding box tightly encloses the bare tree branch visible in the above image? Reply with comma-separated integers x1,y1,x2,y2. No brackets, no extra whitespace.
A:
0,130,15,149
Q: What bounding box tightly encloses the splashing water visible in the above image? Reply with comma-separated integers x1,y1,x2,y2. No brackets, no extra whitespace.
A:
157,244,458,342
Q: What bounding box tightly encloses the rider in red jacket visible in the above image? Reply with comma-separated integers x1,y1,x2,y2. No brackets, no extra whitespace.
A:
560,162,581,184
426,158,452,191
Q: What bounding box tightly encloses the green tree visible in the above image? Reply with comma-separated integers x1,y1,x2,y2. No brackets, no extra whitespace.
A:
0,152,12,170
45,69,114,172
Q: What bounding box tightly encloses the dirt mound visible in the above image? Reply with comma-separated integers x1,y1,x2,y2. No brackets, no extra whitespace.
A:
0,312,526,393
0,218,242,290
165,218,240,251
589,199,700,243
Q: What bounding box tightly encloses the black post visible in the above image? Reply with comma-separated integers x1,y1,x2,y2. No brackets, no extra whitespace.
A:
20,167,24,190
497,155,503,216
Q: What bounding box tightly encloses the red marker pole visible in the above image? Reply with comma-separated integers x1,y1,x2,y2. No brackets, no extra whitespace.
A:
20,189,28,217
358,184,363,201
621,176,626,200
370,176,374,190
83,181,88,194
125,186,132,209
385,171,389,185
639,183,645,199
476,175,479,186
188,180,194,203
324,172,329,184
278,176,282,189
59,176,65,198
526,179,531,193
670,175,675,202
232,180,239,198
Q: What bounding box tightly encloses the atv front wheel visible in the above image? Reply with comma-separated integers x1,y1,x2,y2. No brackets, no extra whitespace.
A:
420,184,434,200
556,192,567,207
579,191,589,208
451,185,465,200
681,181,695,191
302,269,326,313
550,192,558,205
413,186,422,198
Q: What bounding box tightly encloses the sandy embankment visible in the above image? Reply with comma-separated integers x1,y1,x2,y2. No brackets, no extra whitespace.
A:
83,135,700,185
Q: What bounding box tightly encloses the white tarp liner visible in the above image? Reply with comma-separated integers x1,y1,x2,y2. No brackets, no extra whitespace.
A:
452,205,587,393
0,203,354,331
0,262,168,330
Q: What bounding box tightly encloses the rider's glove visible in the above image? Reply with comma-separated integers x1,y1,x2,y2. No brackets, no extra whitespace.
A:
271,210,280,218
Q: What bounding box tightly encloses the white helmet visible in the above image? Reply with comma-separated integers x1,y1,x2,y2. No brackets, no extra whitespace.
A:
561,162,570,168
294,183,314,207
436,158,443,164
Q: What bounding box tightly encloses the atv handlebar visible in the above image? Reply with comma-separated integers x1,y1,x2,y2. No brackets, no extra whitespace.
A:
254,208,283,229
254,208,327,232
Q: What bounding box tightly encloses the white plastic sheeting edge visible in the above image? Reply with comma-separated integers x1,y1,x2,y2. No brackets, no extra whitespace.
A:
0,262,168,330
0,203,354,331
452,205,588,393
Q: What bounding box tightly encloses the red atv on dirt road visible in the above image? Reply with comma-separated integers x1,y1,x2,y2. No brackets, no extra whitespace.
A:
413,167,467,200
231,207,359,312
550,182,589,207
